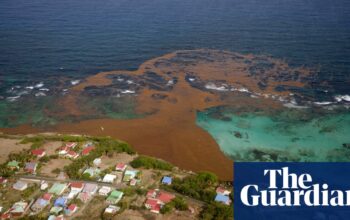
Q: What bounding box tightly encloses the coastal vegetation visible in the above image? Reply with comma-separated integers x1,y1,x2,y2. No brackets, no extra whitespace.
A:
130,155,174,171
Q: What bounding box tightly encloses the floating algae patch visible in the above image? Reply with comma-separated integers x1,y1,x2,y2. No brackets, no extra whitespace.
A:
196,106,350,162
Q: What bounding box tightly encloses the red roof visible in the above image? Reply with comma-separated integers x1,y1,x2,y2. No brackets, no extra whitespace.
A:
42,193,52,201
67,150,78,157
151,204,161,213
82,146,95,155
59,146,69,152
65,142,77,148
68,204,77,211
31,149,45,156
157,192,175,204
116,163,126,170
0,177,8,184
145,198,158,207
146,189,156,198
70,182,84,189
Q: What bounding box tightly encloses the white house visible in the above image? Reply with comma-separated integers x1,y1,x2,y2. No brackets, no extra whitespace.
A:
102,174,117,183
98,186,112,196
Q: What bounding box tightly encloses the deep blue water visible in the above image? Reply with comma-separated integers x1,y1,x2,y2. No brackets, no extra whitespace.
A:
1,0,349,95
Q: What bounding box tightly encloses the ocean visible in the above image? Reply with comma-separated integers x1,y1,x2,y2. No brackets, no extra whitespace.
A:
0,0,349,161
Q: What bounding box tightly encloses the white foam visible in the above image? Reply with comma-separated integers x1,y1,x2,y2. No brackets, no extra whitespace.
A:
188,78,195,82
35,92,46,97
167,80,174,86
205,83,228,91
70,80,80,85
121,90,135,94
283,103,309,109
6,96,20,102
314,101,333,105
26,86,34,90
39,88,50,91
334,95,350,102
126,80,133,84
35,82,44,88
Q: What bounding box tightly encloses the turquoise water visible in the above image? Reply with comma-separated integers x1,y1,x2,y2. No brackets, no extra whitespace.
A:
197,107,350,162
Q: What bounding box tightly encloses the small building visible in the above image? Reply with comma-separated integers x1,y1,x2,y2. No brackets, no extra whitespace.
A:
93,158,102,167
42,193,53,201
77,192,92,203
0,177,8,185
58,146,69,155
66,151,79,159
216,187,231,196
7,160,19,169
48,183,68,195
65,142,77,149
40,181,49,190
31,197,49,212
106,190,124,204
130,179,137,186
115,163,127,172
104,205,120,214
161,176,172,185
68,182,84,199
145,198,161,214
54,197,68,207
64,204,78,216
99,186,112,196
123,170,139,182
24,162,37,173
31,149,46,158
102,174,117,183
157,191,175,204
50,206,63,215
214,194,231,205
81,146,95,156
10,201,29,217
83,167,100,177
13,180,28,191
82,183,98,195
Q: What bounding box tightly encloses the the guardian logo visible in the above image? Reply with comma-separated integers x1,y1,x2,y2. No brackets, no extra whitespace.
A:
234,163,350,220
240,167,350,207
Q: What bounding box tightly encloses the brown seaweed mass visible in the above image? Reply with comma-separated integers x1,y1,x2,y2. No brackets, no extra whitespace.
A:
0,49,314,180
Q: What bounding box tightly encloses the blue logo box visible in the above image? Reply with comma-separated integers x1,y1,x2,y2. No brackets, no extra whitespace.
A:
234,162,350,220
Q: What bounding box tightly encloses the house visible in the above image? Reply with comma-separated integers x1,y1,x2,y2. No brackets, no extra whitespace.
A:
31,149,46,158
57,172,68,181
66,151,79,159
104,205,120,214
115,163,127,172
216,187,231,196
145,198,161,214
106,190,123,204
50,206,63,215
99,186,112,196
77,192,92,203
48,183,68,195
145,189,175,213
42,193,53,201
7,160,19,169
48,215,65,220
93,158,102,167
102,174,117,183
58,146,69,155
24,162,37,173
10,201,28,217
83,167,100,177
214,194,231,205
13,180,28,191
40,181,49,190
130,179,137,186
161,176,172,185
65,142,77,149
0,177,8,185
31,197,50,212
82,183,98,195
82,146,95,156
68,182,84,199
157,191,175,204
54,197,68,207
64,204,78,216
123,170,139,182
